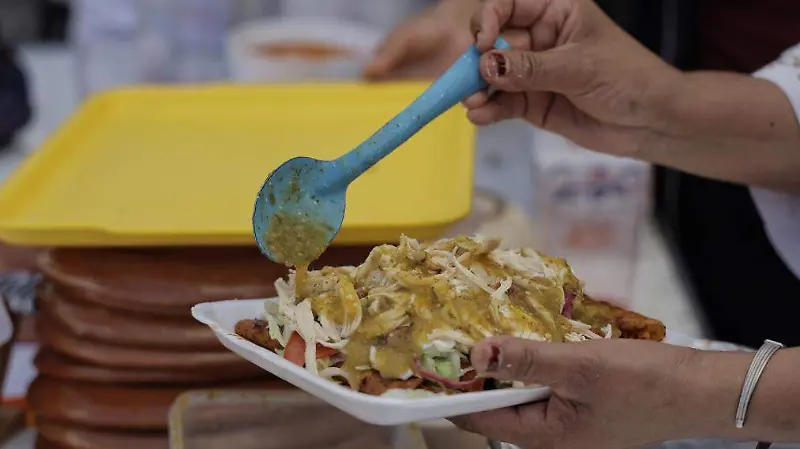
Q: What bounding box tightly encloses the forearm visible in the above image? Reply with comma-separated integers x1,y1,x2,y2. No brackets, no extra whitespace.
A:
644,72,800,194
688,347,800,442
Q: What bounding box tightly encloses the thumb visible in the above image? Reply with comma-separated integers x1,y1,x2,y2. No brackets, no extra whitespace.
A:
471,336,594,390
479,47,589,95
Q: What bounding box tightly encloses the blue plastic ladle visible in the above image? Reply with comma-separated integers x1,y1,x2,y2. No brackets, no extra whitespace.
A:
253,38,511,266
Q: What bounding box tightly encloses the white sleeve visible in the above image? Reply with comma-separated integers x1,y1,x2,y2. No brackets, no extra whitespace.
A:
751,43,800,279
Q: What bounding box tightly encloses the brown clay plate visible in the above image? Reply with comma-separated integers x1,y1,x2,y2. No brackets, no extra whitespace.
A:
37,418,168,449
36,311,257,372
28,376,289,430
34,348,268,385
38,246,371,317
38,285,221,350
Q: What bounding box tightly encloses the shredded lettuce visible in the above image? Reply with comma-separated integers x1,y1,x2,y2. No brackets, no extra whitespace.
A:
422,352,462,381
434,358,457,380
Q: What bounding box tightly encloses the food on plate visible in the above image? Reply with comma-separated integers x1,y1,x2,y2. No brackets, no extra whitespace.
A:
235,235,665,396
252,42,355,61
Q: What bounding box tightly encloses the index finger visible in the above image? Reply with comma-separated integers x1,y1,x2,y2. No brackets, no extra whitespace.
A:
449,402,548,445
471,0,551,51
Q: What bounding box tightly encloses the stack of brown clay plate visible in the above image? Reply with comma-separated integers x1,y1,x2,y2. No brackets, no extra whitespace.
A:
27,245,372,449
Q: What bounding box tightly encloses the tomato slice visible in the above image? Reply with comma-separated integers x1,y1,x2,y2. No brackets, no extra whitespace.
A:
282,332,339,367
315,344,339,360
283,332,306,366
459,370,486,392
413,360,485,392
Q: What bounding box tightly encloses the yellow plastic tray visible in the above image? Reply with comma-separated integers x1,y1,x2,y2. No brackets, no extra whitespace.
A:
0,84,475,247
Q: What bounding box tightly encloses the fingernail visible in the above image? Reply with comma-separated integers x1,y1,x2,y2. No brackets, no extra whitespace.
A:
486,345,501,372
485,52,507,78
494,53,508,76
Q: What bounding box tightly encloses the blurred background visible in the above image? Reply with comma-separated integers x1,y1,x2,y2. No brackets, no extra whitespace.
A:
0,0,683,309
0,1,798,448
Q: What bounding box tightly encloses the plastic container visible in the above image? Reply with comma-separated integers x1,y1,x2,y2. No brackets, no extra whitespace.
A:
0,84,474,247
474,120,538,217
171,0,232,83
168,389,491,449
279,0,354,19
227,17,382,83
168,389,432,449
136,0,174,83
531,130,651,307
136,0,231,84
70,0,140,96
232,0,280,24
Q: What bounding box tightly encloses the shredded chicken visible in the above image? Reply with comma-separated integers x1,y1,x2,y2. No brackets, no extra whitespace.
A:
265,235,615,383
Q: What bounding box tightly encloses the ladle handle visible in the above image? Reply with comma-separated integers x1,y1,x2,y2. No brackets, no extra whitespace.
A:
329,37,512,189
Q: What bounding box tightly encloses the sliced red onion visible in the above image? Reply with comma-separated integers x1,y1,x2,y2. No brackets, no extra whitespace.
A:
413,360,484,391
562,291,575,319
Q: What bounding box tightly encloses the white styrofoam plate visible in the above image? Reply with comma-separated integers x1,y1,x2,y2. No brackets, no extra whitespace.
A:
192,298,700,426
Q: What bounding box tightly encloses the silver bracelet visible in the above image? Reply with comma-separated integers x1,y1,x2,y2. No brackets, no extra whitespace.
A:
736,339,784,429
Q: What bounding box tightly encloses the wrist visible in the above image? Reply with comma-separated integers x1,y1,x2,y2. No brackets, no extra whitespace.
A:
678,349,757,439
633,70,800,189
640,69,691,137
714,347,800,442
643,70,799,140
629,67,690,162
